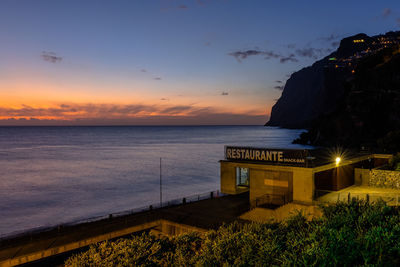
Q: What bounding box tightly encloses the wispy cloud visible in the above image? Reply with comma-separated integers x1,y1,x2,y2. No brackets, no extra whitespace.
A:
196,0,208,6
221,92,229,96
331,41,340,48
295,48,322,59
382,8,392,18
140,69,147,72
228,50,270,61
280,54,298,63
229,45,332,63
317,34,340,42
41,51,62,63
296,47,334,59
161,3,190,11
161,105,192,114
0,103,267,125
154,77,162,80
228,49,297,63
274,86,284,91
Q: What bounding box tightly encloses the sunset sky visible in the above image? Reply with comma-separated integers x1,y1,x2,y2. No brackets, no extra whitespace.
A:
1,0,399,125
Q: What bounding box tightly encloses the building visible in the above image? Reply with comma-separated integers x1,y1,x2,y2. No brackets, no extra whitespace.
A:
220,146,392,210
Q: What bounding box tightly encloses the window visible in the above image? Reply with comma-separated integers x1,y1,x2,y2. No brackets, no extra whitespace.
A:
236,167,249,187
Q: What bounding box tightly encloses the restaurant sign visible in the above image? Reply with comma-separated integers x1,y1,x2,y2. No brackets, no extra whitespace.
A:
224,146,308,165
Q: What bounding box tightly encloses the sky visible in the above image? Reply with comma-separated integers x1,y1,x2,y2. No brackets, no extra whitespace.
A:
0,0,399,125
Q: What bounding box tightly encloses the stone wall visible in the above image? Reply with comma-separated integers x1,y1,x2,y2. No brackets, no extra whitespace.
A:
369,170,400,189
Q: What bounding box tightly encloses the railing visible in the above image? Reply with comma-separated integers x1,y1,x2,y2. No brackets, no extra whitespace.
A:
0,190,223,241
253,192,289,209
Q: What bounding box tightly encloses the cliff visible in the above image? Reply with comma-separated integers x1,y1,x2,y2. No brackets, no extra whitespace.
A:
267,31,400,150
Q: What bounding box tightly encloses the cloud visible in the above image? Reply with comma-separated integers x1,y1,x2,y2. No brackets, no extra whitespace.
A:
230,41,337,63
275,80,282,83
331,41,340,48
228,49,297,63
295,47,333,59
295,48,321,59
0,103,185,119
383,8,392,18
274,86,284,91
41,51,62,63
154,77,162,80
0,103,268,125
161,105,193,114
317,34,340,42
161,3,190,12
140,69,147,72
228,50,268,61
280,54,298,63
160,98,169,101
221,92,229,96
196,0,207,6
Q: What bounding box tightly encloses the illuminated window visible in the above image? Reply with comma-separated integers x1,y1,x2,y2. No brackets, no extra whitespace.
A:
236,167,249,187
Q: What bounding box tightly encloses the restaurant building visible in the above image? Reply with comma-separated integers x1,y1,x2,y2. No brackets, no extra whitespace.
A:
220,146,392,208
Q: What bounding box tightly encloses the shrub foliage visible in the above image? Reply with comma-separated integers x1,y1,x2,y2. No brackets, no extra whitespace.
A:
65,201,400,266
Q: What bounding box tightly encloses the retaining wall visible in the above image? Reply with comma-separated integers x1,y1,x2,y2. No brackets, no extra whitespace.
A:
369,169,400,189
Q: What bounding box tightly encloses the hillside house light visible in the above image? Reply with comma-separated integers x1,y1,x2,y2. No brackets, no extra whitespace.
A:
335,157,341,165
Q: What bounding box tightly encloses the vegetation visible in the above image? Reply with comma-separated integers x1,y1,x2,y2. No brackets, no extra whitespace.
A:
66,201,400,266
378,130,400,153
388,152,400,171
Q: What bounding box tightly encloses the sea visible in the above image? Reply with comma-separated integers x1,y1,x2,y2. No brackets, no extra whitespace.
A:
0,126,309,237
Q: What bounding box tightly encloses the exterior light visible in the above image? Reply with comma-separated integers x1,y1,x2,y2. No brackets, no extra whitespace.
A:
335,157,341,165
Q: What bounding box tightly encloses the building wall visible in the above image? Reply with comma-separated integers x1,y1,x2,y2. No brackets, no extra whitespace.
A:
220,162,249,195
293,168,314,203
220,162,237,194
314,169,335,191
220,161,314,204
249,169,292,207
221,154,393,217
315,163,360,191
354,168,370,185
240,203,322,223
336,164,355,190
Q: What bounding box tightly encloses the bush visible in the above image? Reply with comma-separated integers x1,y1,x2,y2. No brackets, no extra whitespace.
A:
65,201,400,266
378,130,400,153
389,153,400,171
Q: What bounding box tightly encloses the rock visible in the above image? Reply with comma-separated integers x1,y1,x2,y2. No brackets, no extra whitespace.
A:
267,31,400,149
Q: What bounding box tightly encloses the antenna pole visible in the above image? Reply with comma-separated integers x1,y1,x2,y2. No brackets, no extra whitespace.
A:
160,157,162,207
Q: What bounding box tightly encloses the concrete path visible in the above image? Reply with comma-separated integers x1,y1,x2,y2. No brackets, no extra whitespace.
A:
317,185,400,205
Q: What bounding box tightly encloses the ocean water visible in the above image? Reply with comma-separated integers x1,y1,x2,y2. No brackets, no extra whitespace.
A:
0,126,308,236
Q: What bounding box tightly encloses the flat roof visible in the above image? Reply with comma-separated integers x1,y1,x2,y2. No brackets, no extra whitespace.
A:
222,147,384,169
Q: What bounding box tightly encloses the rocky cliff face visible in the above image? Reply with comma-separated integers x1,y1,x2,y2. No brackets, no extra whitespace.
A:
266,58,350,128
267,31,400,150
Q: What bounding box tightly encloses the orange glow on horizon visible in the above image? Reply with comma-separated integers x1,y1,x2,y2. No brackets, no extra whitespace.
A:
0,78,271,124
0,101,268,122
